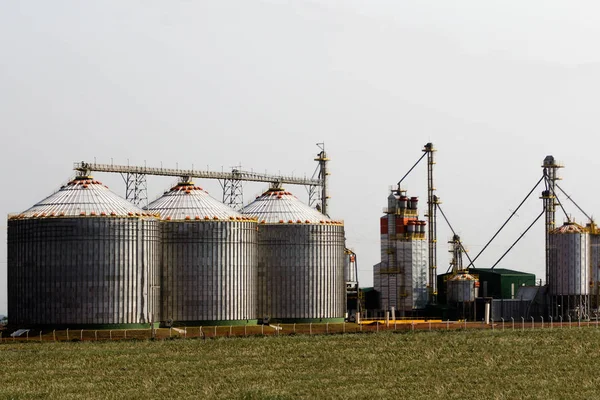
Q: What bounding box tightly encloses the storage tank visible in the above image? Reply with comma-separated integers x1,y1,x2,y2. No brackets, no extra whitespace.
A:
241,187,346,323
549,222,590,296
7,175,161,329
146,180,258,326
446,272,479,303
549,222,591,319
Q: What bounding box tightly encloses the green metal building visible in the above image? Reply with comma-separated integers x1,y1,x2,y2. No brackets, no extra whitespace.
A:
438,268,536,303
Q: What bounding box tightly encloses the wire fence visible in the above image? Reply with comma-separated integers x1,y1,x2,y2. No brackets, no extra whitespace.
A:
2,317,599,344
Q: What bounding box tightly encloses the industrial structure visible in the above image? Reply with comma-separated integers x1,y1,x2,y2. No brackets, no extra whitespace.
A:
344,249,360,320
7,175,161,328
6,146,350,329
146,179,258,326
373,190,428,316
10,140,600,330
547,221,600,320
241,187,346,323
74,143,330,214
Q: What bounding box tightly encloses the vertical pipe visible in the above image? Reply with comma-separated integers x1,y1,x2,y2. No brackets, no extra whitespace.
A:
424,143,437,304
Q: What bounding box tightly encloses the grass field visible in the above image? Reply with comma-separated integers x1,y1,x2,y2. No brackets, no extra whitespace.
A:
2,328,600,399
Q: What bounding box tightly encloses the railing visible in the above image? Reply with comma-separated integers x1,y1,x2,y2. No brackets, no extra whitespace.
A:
3,317,598,343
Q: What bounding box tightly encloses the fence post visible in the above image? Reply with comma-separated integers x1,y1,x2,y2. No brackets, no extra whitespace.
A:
26,330,29,341
511,317,514,331
531,316,534,330
124,330,127,339
521,317,524,331
214,326,217,337
262,324,265,336
501,318,504,331
184,328,187,339
568,315,571,329
559,315,563,328
200,327,203,338
309,323,312,335
110,330,112,340
541,317,544,329
66,329,69,341
411,322,415,332
293,323,296,334
360,323,363,332
53,330,56,341
169,327,172,338
550,316,553,330
578,317,581,329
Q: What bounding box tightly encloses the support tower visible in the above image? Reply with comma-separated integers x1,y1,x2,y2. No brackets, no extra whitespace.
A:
424,143,439,304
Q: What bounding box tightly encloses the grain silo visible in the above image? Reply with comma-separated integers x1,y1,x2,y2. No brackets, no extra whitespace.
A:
549,222,591,319
7,175,161,329
146,179,257,326
241,187,346,323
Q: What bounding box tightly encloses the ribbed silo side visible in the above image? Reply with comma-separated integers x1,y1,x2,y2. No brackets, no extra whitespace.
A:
256,223,345,323
549,222,592,319
550,231,590,296
7,215,159,329
146,181,258,326
590,233,600,309
159,220,257,326
7,175,161,329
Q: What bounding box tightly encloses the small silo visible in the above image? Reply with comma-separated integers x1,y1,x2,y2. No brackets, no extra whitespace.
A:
146,180,257,326
549,222,591,319
446,272,479,303
241,187,346,323
7,175,161,329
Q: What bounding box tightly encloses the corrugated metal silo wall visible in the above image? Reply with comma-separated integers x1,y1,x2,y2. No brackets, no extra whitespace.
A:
549,232,590,296
257,224,346,322
447,280,476,303
7,217,161,328
590,234,600,303
160,220,257,325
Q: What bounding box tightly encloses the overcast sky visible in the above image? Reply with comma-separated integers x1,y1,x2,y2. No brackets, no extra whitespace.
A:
2,1,600,315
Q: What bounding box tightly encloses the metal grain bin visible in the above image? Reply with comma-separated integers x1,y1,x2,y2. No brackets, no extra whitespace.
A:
7,176,161,329
549,222,591,319
146,180,257,326
241,187,346,323
446,272,479,303
549,222,590,296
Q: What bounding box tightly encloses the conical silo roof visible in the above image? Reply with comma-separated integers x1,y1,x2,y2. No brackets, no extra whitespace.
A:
552,222,586,234
12,176,148,218
241,188,338,224
146,181,242,220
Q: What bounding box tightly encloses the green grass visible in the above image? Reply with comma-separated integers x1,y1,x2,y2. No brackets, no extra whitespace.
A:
1,328,600,399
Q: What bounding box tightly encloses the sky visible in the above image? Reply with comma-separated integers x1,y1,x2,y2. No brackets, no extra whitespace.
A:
2,1,600,315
